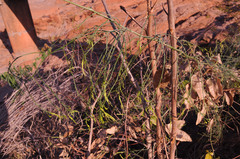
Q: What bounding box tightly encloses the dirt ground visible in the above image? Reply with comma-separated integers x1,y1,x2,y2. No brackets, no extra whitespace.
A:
0,0,239,50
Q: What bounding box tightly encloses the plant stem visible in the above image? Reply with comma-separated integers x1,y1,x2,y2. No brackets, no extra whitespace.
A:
167,0,178,158
147,1,166,158
88,90,101,156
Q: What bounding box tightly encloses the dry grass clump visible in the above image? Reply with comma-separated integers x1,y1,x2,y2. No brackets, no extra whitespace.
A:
0,52,86,157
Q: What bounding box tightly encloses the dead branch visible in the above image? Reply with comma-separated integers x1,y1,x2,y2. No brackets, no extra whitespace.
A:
125,95,130,159
87,88,102,156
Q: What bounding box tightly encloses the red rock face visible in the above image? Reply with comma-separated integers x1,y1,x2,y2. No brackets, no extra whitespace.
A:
0,0,239,73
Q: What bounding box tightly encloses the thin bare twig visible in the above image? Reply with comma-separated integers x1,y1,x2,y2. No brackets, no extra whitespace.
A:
162,3,168,15
232,154,240,159
125,95,130,159
232,102,240,116
120,5,144,29
110,137,148,147
119,6,148,58
88,89,102,155
151,0,158,10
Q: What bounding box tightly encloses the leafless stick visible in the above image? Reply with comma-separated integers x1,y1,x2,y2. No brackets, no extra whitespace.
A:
110,137,148,147
162,3,168,15
232,102,240,116
233,154,240,159
119,5,147,58
155,89,169,159
120,5,144,29
151,0,158,10
147,0,165,158
125,95,130,159
167,0,178,158
147,0,157,76
88,89,101,155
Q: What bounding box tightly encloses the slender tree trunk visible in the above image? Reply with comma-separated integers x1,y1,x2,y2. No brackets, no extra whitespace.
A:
167,0,178,158
147,0,157,75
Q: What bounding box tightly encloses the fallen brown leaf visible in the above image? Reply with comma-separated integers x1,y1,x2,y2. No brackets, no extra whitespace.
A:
184,84,195,109
153,68,171,89
191,72,207,100
206,77,223,100
206,98,215,107
87,153,95,159
59,148,70,159
91,138,105,151
128,126,137,139
106,126,118,135
210,54,222,64
196,105,207,125
224,90,235,106
206,119,214,133
165,120,192,142
176,129,192,142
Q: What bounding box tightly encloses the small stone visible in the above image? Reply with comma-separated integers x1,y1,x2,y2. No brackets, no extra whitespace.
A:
74,15,80,21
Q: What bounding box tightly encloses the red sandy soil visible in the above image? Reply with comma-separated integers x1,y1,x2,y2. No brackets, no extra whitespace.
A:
0,0,239,73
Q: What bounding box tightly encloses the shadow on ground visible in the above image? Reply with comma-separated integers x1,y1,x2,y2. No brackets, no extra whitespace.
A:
0,81,12,158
